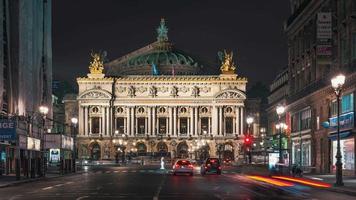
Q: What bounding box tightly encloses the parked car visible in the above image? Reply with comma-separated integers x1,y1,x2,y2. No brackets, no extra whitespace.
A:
223,158,232,166
200,158,222,175
173,159,194,176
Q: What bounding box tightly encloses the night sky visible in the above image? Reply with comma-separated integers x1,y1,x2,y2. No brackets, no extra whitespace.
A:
53,0,290,89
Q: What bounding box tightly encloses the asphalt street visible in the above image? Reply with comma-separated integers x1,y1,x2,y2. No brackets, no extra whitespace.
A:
0,165,354,200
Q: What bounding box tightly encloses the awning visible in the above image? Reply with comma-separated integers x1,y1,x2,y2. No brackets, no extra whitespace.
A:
328,131,352,141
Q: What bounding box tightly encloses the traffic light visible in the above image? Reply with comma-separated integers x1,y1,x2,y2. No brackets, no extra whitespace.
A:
244,135,252,145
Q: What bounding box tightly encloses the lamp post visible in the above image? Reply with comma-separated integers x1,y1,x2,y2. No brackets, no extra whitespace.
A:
276,105,285,164
71,117,78,172
39,105,49,177
246,117,254,164
331,74,346,187
260,127,266,164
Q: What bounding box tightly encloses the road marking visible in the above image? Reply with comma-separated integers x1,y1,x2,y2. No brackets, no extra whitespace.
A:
42,186,54,190
114,171,119,173
76,196,89,200
153,174,167,200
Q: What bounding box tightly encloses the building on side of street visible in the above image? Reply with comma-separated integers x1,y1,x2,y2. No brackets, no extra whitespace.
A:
266,67,289,161
283,0,356,174
67,19,248,162
0,0,53,178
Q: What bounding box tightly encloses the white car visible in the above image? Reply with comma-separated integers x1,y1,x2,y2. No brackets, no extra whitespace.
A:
173,159,194,176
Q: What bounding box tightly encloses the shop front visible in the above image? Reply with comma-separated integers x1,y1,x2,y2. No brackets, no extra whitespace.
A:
328,110,355,175
45,134,74,173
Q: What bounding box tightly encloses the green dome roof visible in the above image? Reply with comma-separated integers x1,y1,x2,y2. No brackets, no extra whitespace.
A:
126,50,199,68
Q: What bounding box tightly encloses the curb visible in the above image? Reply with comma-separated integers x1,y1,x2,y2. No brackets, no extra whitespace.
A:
0,171,85,188
326,187,356,196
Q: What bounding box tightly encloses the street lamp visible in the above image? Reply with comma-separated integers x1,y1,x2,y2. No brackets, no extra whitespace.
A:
276,105,285,164
71,117,78,172
246,117,254,164
331,74,346,186
39,105,49,177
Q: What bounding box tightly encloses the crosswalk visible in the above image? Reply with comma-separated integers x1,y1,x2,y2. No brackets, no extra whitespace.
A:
85,169,239,175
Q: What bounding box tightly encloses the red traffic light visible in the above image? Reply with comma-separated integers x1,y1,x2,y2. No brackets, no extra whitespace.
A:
244,135,252,145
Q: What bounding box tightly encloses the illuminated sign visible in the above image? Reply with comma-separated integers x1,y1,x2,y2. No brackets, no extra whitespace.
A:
27,137,41,151
329,112,354,132
0,119,16,141
49,149,60,163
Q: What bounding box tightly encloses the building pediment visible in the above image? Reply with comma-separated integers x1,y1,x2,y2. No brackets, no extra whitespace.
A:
78,89,111,100
214,89,246,100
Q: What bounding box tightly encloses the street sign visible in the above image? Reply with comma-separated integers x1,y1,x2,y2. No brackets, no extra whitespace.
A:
0,119,17,141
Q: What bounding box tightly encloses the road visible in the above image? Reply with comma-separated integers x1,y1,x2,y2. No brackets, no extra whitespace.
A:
0,165,354,200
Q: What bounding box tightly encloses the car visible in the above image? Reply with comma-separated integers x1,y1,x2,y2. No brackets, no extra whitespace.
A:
223,158,232,166
173,159,194,176
200,158,222,175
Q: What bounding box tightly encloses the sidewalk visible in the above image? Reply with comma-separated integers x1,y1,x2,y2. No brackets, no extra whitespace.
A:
233,164,356,195
0,171,82,188
304,174,356,196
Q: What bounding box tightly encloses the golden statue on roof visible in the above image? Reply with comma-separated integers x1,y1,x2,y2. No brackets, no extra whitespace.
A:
89,52,104,74
219,50,236,74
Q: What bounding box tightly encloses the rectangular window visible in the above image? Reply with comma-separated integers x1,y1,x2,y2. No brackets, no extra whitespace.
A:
159,118,166,134
225,117,233,134
200,117,209,135
342,93,354,113
353,34,356,60
180,118,188,135
291,113,299,132
91,117,100,134
137,118,145,135
300,109,311,130
115,117,125,134
340,37,348,64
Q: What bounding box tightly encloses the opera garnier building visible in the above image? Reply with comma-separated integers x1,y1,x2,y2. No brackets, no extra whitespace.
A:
71,19,247,162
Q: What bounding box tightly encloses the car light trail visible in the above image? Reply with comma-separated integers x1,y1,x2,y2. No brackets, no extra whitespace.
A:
272,176,331,188
246,175,294,187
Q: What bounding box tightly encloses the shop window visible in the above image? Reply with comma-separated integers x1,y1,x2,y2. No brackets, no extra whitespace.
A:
332,138,355,170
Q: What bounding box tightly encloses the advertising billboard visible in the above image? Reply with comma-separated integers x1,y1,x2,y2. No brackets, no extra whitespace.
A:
61,135,73,150
0,119,17,141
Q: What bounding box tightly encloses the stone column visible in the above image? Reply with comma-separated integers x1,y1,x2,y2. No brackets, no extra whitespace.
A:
240,107,244,135
84,106,88,135
212,106,218,136
173,107,177,136
235,106,240,135
219,106,223,136
152,106,156,136
194,107,198,136
208,117,211,135
177,117,180,135
106,106,110,136
169,107,173,135
166,116,169,135
79,105,84,135
190,107,194,136
131,107,135,136
124,117,127,134
126,107,131,136
148,107,152,135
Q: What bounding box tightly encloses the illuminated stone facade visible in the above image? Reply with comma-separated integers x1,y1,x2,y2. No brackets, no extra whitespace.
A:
73,20,247,161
